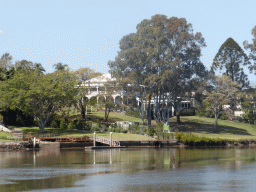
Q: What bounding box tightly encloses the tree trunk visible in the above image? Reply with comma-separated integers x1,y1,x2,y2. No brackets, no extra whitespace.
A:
214,114,218,132
146,92,152,130
104,107,110,122
79,100,86,120
177,114,181,124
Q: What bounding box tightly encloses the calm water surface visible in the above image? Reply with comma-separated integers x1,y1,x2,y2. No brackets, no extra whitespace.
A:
1,147,256,191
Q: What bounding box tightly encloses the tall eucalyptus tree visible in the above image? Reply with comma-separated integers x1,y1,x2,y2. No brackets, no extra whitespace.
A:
244,26,256,73
109,14,206,128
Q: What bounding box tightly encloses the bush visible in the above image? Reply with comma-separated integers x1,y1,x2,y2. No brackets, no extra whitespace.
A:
149,127,155,136
143,128,147,133
156,132,174,140
103,127,108,132
50,120,57,128
135,124,139,131
76,120,85,130
174,130,226,146
135,130,142,135
68,121,76,130
96,121,101,128
108,128,114,132
174,129,183,141
1,108,35,127
220,112,229,120
60,119,66,129
122,129,128,133
156,123,163,132
116,128,121,133
91,127,99,132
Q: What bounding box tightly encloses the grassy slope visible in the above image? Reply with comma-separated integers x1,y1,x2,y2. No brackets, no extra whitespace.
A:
91,112,256,140
173,116,256,140
0,132,14,142
6,108,256,141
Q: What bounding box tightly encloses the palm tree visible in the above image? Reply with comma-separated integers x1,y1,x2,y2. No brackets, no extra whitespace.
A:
34,63,46,73
53,63,68,71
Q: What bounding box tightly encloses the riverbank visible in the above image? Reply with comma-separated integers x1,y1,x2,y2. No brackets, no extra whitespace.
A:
0,142,31,151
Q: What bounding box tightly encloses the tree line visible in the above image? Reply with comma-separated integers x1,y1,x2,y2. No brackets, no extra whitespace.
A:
108,14,256,132
0,56,103,133
0,14,256,133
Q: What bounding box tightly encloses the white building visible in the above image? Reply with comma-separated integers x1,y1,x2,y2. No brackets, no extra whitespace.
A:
78,74,193,115
79,74,123,105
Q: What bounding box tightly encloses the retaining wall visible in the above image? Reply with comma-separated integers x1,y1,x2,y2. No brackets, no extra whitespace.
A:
119,140,178,147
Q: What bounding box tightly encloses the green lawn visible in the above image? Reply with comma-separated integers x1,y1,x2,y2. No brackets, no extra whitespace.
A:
88,111,143,122
0,132,15,142
172,116,256,140
6,111,256,141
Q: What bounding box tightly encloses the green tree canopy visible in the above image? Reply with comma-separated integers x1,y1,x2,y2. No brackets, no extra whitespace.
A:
244,26,256,72
204,75,240,132
211,37,252,89
0,68,80,133
0,53,14,80
108,14,206,127
74,67,102,82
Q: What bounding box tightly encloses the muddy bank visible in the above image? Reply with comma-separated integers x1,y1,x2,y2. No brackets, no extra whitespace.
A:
0,142,31,151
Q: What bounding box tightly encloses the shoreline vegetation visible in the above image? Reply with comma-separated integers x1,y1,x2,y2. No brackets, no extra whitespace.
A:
2,111,256,146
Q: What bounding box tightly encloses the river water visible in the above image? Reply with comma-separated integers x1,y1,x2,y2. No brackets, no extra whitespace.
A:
1,147,256,191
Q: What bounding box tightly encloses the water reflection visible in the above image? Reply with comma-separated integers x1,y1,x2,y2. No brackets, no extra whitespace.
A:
0,147,256,191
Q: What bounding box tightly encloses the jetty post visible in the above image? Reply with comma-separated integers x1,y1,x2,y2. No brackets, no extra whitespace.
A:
93,132,96,147
110,132,112,147
33,137,36,149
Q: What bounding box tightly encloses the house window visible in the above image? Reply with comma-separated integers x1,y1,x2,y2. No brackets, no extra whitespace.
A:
188,103,190,108
182,103,184,108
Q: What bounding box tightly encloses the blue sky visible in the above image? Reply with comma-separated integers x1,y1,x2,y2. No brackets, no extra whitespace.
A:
1,0,256,83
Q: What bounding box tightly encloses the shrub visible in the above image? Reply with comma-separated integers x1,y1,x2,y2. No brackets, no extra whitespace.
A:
108,128,114,132
135,124,139,131
143,128,147,133
122,129,128,133
91,127,99,132
50,120,57,128
220,112,228,120
116,128,121,133
149,127,155,136
76,120,85,130
68,121,76,130
60,119,66,129
96,121,101,128
135,130,142,135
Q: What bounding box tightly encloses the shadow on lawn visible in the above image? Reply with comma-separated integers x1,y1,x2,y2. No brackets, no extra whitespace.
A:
170,121,252,136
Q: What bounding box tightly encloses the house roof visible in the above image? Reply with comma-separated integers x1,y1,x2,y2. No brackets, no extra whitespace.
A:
85,74,116,83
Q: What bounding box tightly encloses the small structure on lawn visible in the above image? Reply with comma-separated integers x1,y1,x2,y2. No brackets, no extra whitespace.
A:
114,121,139,130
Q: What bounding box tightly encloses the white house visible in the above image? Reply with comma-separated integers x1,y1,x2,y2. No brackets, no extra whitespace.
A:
78,74,193,115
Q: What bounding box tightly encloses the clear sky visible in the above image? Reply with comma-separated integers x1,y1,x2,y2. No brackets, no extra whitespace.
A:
1,0,256,83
